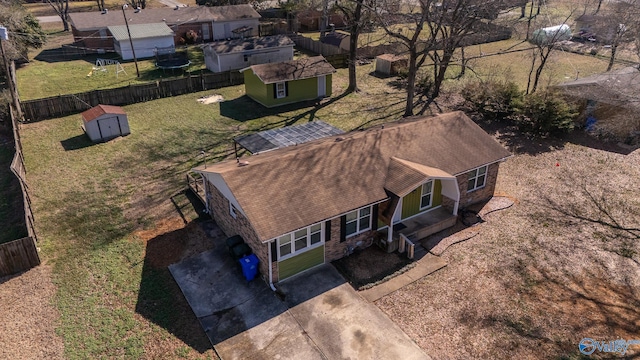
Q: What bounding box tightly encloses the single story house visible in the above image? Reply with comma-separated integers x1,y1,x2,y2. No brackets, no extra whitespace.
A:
68,5,260,52
320,30,350,52
556,66,640,140
203,35,294,73
240,56,336,107
81,104,130,142
193,111,511,284
108,22,174,60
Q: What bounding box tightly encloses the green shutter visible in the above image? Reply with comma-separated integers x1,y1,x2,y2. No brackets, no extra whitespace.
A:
278,246,324,280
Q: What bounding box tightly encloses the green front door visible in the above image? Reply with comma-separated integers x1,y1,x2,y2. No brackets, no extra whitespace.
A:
278,245,325,280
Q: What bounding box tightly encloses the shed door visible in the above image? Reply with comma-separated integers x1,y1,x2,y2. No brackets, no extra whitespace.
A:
317,75,326,97
97,117,120,139
202,24,211,41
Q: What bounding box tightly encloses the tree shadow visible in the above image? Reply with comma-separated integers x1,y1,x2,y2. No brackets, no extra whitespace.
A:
60,134,95,151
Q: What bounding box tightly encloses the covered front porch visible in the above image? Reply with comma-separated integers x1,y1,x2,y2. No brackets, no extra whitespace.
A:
375,157,461,255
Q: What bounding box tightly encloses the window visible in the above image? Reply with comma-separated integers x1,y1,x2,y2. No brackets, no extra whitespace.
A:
230,203,238,218
467,165,487,192
243,54,249,62
278,234,292,257
275,82,286,99
276,223,324,260
345,206,371,238
420,180,433,209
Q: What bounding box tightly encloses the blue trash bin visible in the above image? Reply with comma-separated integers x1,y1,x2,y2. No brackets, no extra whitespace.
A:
239,254,259,281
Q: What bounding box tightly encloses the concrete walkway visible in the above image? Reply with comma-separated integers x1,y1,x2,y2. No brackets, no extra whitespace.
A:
360,253,447,302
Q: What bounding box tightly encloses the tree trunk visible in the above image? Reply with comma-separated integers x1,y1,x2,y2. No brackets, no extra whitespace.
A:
431,50,453,99
607,42,618,71
346,0,363,93
404,48,418,117
596,0,604,14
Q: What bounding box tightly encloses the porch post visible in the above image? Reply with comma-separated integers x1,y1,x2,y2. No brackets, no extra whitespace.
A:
453,200,459,215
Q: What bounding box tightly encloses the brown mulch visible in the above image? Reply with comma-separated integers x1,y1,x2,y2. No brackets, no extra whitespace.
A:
0,265,64,360
333,245,413,289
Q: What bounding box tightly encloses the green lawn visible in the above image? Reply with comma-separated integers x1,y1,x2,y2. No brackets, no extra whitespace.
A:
17,38,206,100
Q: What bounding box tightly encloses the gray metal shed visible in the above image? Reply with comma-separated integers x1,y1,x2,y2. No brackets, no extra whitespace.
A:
81,104,130,142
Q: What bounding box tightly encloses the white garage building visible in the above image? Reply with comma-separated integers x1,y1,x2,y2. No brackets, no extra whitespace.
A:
108,22,175,60
81,104,130,142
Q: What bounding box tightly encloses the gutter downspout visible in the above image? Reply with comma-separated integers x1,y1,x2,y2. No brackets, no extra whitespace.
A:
267,240,277,291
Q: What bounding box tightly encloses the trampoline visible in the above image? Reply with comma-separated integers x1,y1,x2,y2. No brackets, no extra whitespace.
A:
155,54,191,70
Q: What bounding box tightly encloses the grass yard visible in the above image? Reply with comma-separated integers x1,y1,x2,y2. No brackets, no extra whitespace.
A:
17,32,206,100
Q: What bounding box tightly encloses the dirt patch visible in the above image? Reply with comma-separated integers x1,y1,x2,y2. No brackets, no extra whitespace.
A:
136,217,214,269
197,94,224,104
333,245,413,290
0,265,64,360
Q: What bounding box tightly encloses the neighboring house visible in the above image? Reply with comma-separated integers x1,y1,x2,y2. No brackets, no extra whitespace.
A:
108,23,174,60
81,104,130,142
574,14,616,43
68,5,260,52
295,9,346,31
320,31,350,52
203,35,294,73
193,111,511,284
240,56,336,107
556,66,640,140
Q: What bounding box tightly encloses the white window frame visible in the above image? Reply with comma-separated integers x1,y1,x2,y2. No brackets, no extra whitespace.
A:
420,180,434,210
229,202,238,218
275,82,286,99
345,206,372,238
276,222,324,261
467,165,488,192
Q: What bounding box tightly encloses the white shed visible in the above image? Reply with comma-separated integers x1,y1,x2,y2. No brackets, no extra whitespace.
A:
108,22,175,60
204,35,294,73
81,104,130,142
530,24,571,45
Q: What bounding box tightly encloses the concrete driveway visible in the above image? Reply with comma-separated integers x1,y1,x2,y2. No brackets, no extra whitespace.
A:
169,229,429,359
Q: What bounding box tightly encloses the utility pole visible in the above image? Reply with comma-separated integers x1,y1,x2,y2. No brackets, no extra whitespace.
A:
122,5,140,78
0,26,22,121
320,0,329,38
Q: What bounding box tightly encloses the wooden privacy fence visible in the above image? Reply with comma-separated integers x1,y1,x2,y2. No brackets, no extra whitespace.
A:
289,34,347,57
21,70,245,122
1,105,41,277
0,237,40,277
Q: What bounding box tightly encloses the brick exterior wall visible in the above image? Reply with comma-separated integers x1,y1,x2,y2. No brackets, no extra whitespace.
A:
457,162,501,208
205,180,271,282
324,218,376,263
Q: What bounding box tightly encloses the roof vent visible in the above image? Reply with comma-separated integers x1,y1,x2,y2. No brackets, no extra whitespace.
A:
101,9,108,14
174,5,179,10
335,137,344,142
134,7,141,13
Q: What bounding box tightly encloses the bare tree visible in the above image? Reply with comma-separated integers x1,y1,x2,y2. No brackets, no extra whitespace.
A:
335,0,367,93
374,0,521,116
46,0,69,31
597,1,640,71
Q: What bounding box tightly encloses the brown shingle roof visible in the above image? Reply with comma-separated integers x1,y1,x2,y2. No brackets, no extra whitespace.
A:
196,111,511,241
69,5,259,31
384,158,455,198
81,104,126,122
246,56,336,84
556,66,640,109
